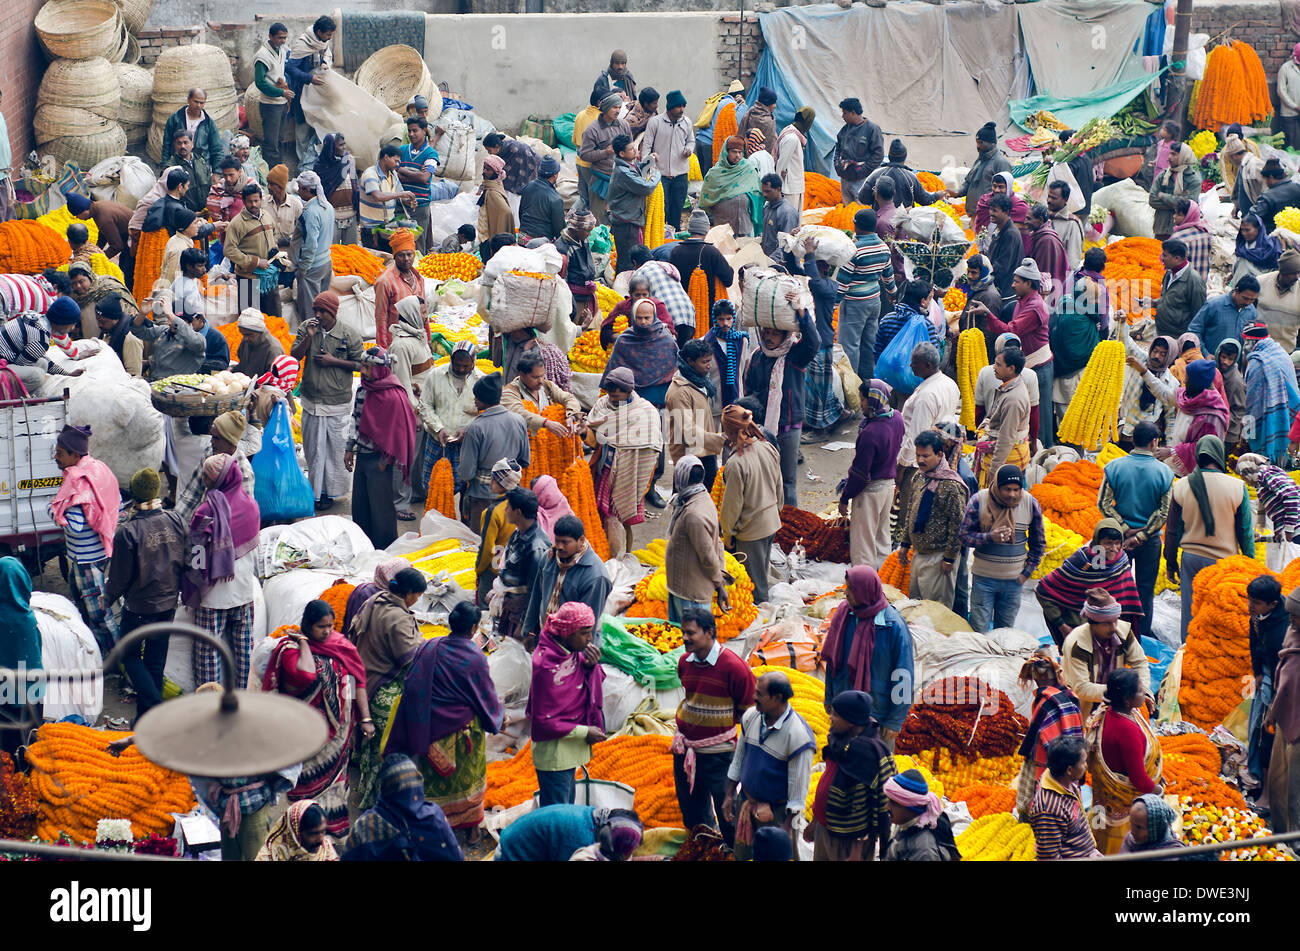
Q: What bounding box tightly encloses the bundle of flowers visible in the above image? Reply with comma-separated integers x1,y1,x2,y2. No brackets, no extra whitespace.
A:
557,457,610,560
710,464,726,511
35,204,100,245
1274,206,1300,235
711,102,738,164
917,170,946,193
1032,514,1087,581
131,227,168,304
1029,459,1105,539
409,548,477,590
569,329,607,372
820,203,868,232
943,287,967,312
216,314,295,359
688,152,703,183
424,457,456,518
1096,442,1127,467
0,752,35,840
317,579,355,623
804,172,842,210
57,252,123,284
773,505,830,554
909,749,1022,788
1179,797,1293,860
895,676,1028,761
957,812,1035,860
1102,236,1164,320
948,783,1017,819
1187,129,1219,160
330,244,385,283
520,402,584,487
879,549,911,593
632,538,666,567
1180,555,1273,730
1193,41,1272,130
644,183,666,249
751,665,830,763
626,620,682,653
687,267,723,339
956,327,987,431
0,219,71,274
1056,341,1124,450
415,252,482,281
595,283,623,319
627,552,756,641
25,723,195,844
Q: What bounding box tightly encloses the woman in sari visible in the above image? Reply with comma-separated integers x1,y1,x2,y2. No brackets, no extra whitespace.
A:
1086,667,1162,854
341,557,407,645
1161,358,1229,477
383,601,503,840
531,474,574,540
1232,212,1282,285
697,136,763,237
1035,518,1145,647
262,600,370,837
587,365,665,557
1014,650,1083,818
314,132,358,245
348,566,428,809
69,260,138,340
255,800,338,861
1049,275,1104,429
342,754,463,861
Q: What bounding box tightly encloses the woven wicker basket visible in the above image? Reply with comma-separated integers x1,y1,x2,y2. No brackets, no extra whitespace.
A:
114,63,153,127
38,58,120,120
35,103,116,141
151,44,234,98
114,0,154,34
150,383,251,419
354,45,440,116
104,21,131,64
35,0,121,61
39,126,128,169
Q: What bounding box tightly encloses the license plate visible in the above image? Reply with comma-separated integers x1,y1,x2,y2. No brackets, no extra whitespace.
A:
18,477,63,490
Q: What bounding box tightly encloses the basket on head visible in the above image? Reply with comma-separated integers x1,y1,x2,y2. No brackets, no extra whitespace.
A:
39,126,129,169
35,0,122,61
38,58,121,120
354,45,441,118
114,0,155,34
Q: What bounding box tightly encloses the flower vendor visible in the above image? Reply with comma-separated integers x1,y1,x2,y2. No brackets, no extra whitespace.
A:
672,210,737,331
665,340,725,488
788,240,843,439
724,671,817,861
92,294,144,378
293,170,336,319
1049,274,1106,427
807,690,896,861
502,350,585,440
671,605,755,847
314,134,359,245
698,134,762,239
588,363,667,552
255,801,337,862
1249,159,1300,234
607,135,662,272
342,754,463,861
599,273,673,348
1148,142,1201,241
642,90,694,228
103,468,188,719
495,804,643,862
556,210,600,325
1236,453,1300,570
835,207,897,381
1153,239,1207,340
973,331,1041,439
1216,339,1248,448
1035,518,1145,648
1097,422,1175,638
774,108,814,213
458,372,531,531
1119,793,1186,855
372,228,425,351
1243,575,1289,801
1087,668,1163,854
342,558,408,645
1014,650,1083,818
529,601,606,807
579,94,631,225
952,121,1012,218
1243,321,1300,466
665,456,728,623
495,488,552,641
383,601,502,839
229,308,285,380
1264,585,1300,836
1221,133,1268,217
224,183,283,319
419,342,485,502
349,567,427,810
1162,358,1229,476
958,463,1046,633
1045,180,1085,270
874,280,942,371
1188,276,1259,357
1060,588,1152,722
973,171,1027,237
0,557,41,756
385,297,435,511
822,565,914,748
1029,735,1100,860
1025,204,1069,310
882,769,960,861
720,404,782,605
174,410,256,529
48,425,120,653
473,459,521,606
898,429,969,608
972,346,1033,486
521,515,612,647
345,348,419,550
864,138,943,210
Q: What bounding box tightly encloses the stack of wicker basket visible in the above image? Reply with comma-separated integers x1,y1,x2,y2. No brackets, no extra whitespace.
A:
147,44,238,163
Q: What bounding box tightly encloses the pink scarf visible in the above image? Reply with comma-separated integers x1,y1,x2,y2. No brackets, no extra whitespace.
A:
823,565,889,693
1153,139,1174,175
528,604,605,743
758,331,798,433
50,456,120,558
182,456,260,609
533,475,574,539
358,365,418,478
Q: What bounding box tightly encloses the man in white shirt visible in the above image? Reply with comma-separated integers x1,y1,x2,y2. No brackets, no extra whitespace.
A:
896,341,960,538
1256,251,1300,352
641,90,694,233
775,108,815,213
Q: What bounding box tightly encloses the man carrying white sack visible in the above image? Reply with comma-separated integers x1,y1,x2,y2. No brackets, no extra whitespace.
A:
292,289,364,511
294,170,335,331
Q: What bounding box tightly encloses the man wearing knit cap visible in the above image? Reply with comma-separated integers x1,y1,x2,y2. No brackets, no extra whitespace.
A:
959,462,1046,633
608,134,662,272
175,409,257,525
292,289,364,509
518,154,565,243
739,87,779,158
642,90,694,230
1060,587,1152,721
458,373,531,532
834,98,883,205
775,106,814,213
264,164,301,289
864,138,943,209
104,468,188,720
579,95,632,225
373,228,424,351
1256,249,1300,352
591,49,637,107
950,121,1012,217
49,425,121,652
882,769,960,861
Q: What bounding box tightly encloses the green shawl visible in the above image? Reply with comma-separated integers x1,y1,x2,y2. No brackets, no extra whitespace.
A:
1187,434,1226,535
698,153,763,228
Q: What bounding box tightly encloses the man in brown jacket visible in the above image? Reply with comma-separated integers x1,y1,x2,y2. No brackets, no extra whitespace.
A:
979,346,1032,487
665,455,730,624
666,339,725,490
223,182,282,317
501,350,585,438
719,405,782,606
898,430,970,608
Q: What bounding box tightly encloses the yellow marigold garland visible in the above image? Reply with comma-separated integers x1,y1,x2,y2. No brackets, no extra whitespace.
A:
1056,340,1124,450
643,182,665,249
956,328,987,431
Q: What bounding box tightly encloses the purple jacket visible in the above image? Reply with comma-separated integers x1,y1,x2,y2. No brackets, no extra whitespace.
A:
841,411,906,503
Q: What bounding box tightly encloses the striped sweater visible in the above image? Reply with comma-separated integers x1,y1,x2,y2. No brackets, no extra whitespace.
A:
1029,772,1097,859
674,647,756,752
835,233,896,303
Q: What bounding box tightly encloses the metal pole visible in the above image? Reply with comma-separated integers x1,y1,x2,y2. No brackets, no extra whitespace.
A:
1070,828,1300,862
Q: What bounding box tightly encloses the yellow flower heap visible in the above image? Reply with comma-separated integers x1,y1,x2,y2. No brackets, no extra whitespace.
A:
956,328,987,431
1057,340,1124,449
400,538,477,590
957,813,1036,860
1032,514,1086,580
569,330,607,372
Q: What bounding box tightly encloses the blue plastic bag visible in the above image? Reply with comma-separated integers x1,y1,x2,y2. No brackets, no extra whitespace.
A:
252,400,315,523
875,311,931,395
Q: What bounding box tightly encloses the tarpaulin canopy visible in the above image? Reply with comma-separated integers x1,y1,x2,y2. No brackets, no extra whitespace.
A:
1015,0,1153,98
1009,69,1166,131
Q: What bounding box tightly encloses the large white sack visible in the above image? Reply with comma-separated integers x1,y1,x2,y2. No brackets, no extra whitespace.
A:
896,205,967,244
1093,179,1155,239
489,271,560,333
257,515,375,580
437,117,478,182
260,568,357,635
31,592,103,723
481,244,563,289
336,283,377,341
601,664,654,733
741,267,812,332
776,225,855,270
87,155,156,210
300,71,404,168
910,623,1039,717
426,190,481,247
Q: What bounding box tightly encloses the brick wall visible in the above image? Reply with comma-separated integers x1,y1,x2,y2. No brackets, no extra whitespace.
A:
717,14,764,91
1191,1,1295,103
135,26,204,68
0,0,47,162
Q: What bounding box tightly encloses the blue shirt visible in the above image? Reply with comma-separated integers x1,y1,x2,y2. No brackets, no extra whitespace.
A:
1187,292,1256,355
1099,449,1175,531
399,142,440,206
56,504,108,564
496,804,595,861
297,199,334,271
695,95,734,146
823,604,915,733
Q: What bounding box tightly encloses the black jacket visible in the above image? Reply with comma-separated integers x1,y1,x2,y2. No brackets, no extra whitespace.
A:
518,178,564,241
1251,181,1300,232
988,223,1025,299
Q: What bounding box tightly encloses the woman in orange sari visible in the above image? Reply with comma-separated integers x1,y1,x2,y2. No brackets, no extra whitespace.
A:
1086,668,1162,854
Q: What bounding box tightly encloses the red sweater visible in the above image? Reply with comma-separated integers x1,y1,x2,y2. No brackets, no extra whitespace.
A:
1100,709,1156,794
674,648,757,748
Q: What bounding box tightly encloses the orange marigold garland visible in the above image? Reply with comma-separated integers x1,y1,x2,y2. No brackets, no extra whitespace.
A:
1103,236,1164,321
803,172,842,210
0,751,36,839
25,722,196,844
896,676,1028,762
821,203,868,232
520,401,584,487
687,266,719,339
424,456,457,518
711,101,738,165
131,227,170,305
557,457,610,560
217,314,296,360
317,579,356,624
880,549,911,592
710,464,725,511
948,782,1017,819
916,170,946,193
0,219,71,275
416,252,482,282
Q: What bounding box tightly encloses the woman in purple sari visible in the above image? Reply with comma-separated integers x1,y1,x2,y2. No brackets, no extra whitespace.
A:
384,601,503,843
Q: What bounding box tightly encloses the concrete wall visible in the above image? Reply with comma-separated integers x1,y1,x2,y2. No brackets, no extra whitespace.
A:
145,0,457,30
1,0,46,162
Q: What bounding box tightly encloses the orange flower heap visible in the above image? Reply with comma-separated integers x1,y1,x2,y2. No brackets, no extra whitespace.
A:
1029,459,1105,538
1103,237,1164,320
917,170,946,193
821,203,868,232
0,219,70,274
317,579,356,624
1180,555,1273,730
880,549,911,593
896,675,1028,762
803,172,842,210
330,244,385,284
0,751,36,839
711,101,738,165
217,314,296,359
520,401,585,486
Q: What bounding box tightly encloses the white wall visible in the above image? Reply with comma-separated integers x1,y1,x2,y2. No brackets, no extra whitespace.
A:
423,12,724,132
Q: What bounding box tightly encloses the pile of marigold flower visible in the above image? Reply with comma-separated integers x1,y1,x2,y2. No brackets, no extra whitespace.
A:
416,252,482,281
557,458,610,559
957,812,1036,860
627,551,756,641
1029,459,1105,538
0,751,35,839
1103,237,1163,319
1192,41,1272,130
330,244,385,283
1032,514,1087,580
317,579,356,623
520,402,584,487
25,723,196,844
626,620,683,653
804,172,842,210
569,329,607,372
879,549,912,593
0,219,71,273
896,676,1028,764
